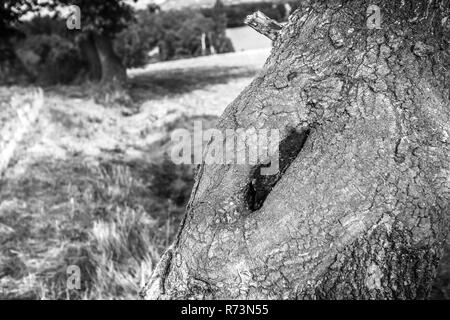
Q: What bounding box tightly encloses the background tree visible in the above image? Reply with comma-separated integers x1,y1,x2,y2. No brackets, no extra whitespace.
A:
58,0,136,87
209,0,233,54
0,0,47,42
13,15,88,85
118,8,220,63
1,0,132,87
142,0,450,299
0,0,47,84
156,10,216,61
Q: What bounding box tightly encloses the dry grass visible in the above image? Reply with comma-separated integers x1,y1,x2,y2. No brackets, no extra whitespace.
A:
0,157,193,299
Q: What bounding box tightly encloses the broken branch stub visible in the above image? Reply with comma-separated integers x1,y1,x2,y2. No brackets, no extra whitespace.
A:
244,11,283,41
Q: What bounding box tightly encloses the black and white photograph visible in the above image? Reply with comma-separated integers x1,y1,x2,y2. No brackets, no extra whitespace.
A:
1,0,450,306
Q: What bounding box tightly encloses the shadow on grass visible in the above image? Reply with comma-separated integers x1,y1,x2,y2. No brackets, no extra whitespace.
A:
129,66,258,102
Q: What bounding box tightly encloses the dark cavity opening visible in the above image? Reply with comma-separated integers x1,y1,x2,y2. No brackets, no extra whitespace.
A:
246,128,310,212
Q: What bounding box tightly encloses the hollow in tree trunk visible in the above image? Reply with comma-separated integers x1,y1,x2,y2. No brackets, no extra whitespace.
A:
142,0,450,299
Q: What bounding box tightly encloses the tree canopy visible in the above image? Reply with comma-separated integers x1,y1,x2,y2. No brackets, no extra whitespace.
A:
57,0,137,36
1,0,137,38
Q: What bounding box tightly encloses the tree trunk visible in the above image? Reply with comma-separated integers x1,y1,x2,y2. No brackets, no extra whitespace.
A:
93,34,127,86
142,0,450,300
0,41,31,85
78,33,102,82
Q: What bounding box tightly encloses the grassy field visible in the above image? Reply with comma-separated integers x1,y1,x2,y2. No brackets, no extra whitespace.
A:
0,49,270,299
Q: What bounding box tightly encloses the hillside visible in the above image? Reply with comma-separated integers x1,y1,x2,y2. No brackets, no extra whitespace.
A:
132,0,289,10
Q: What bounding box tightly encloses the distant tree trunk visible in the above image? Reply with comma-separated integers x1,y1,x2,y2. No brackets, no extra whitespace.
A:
142,0,450,300
78,33,102,82
0,41,30,85
77,32,126,88
158,35,176,61
211,0,234,54
93,34,127,86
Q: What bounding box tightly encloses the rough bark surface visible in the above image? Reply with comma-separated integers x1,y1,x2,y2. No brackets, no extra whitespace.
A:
142,0,450,299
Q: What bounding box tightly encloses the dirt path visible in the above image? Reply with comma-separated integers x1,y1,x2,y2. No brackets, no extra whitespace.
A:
6,48,270,177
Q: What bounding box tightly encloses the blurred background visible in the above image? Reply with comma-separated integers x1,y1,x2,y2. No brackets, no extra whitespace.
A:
0,0,449,299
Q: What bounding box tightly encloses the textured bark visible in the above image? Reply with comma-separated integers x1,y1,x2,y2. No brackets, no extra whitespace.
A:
142,0,450,300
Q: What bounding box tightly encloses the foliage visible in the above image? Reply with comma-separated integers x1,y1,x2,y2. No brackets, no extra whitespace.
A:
0,0,46,80
209,0,234,54
19,14,70,38
159,10,215,60
11,16,86,85
116,7,234,67
15,33,85,85
202,1,299,28
1,1,134,85
1,0,39,38
57,0,137,37
114,9,161,69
